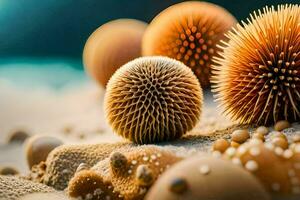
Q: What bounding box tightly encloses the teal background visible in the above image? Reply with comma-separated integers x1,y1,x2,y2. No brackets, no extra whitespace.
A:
0,0,299,62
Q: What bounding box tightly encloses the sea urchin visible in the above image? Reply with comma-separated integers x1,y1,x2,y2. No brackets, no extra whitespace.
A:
212,5,300,125
104,56,203,144
142,1,236,88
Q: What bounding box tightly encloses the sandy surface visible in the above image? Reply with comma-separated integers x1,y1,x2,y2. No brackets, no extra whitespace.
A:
0,70,233,174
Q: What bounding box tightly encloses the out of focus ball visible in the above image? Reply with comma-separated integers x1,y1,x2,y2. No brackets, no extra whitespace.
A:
25,135,63,168
83,19,147,87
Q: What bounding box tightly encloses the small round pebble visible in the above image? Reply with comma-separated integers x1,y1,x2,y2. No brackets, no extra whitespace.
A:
256,126,269,135
231,141,240,148
231,129,250,143
213,139,230,153
25,135,64,168
271,132,287,140
292,135,300,143
271,137,289,150
252,132,265,141
274,120,290,131
7,130,30,144
0,166,19,175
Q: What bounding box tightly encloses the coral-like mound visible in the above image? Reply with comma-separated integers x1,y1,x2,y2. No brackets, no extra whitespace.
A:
146,155,270,200
105,56,203,144
68,146,182,200
28,142,134,190
83,19,147,87
226,139,300,198
142,1,236,88
0,175,56,200
68,170,121,200
108,147,182,199
212,5,300,125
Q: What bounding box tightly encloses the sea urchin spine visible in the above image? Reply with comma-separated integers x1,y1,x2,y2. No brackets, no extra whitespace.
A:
212,5,300,125
104,56,203,144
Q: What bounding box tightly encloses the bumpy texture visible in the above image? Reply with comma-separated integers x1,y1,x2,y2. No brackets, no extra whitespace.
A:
68,170,121,200
0,175,56,200
212,5,300,125
28,142,134,190
226,139,300,197
68,146,182,200
108,147,182,199
105,56,203,144
146,155,270,200
142,1,236,88
83,19,147,87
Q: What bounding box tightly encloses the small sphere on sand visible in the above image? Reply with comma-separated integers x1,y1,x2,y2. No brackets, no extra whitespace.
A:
0,166,19,175
142,1,236,88
271,137,289,150
105,56,203,144
256,126,269,135
231,129,250,143
25,135,63,168
83,19,147,87
274,120,291,131
292,134,300,143
146,156,270,200
271,132,287,140
7,130,30,144
212,139,229,153
252,132,265,141
230,141,240,148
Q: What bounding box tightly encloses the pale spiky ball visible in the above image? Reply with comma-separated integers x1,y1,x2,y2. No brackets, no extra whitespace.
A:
212,5,300,125
142,1,236,88
105,56,203,144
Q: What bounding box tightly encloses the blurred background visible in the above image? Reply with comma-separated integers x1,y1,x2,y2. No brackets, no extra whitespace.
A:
0,0,298,59
0,0,298,142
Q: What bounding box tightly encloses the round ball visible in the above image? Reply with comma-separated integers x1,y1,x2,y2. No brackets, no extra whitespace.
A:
7,130,30,144
146,156,270,200
142,1,236,88
83,19,147,87
105,56,203,144
0,166,19,175
25,135,63,168
212,5,300,125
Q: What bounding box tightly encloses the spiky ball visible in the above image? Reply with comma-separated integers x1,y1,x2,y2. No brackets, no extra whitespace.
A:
212,5,300,125
105,56,203,144
142,1,236,88
83,19,147,87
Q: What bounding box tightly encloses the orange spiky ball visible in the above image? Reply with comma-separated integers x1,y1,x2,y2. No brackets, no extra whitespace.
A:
142,1,236,88
83,19,147,87
212,5,300,125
